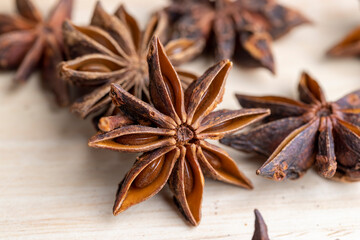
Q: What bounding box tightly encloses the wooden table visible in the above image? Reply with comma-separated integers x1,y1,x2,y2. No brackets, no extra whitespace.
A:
1,0,359,239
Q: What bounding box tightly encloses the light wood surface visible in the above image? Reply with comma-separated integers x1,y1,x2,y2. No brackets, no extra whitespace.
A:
1,0,360,239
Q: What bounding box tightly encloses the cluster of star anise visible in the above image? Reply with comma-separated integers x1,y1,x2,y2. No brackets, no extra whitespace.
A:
1,0,359,232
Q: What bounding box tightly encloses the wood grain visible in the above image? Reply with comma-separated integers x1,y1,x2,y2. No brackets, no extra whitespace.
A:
0,0,360,239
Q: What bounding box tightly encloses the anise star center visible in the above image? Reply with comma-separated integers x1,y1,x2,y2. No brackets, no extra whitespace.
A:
175,125,195,144
315,104,334,117
131,57,148,77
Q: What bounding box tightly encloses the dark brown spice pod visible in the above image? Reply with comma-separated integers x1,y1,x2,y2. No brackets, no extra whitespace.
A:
221,72,360,182
164,0,310,73
0,0,73,106
59,2,202,120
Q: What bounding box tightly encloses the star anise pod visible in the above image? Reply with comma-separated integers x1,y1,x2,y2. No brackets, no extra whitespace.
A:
88,36,270,225
328,26,360,57
221,72,360,182
59,2,201,119
0,0,73,106
252,209,270,240
165,0,309,73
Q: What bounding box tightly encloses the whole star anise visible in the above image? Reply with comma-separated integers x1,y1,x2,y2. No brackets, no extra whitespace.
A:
221,72,360,182
252,209,270,240
165,0,309,73
0,0,73,106
59,2,201,119
328,26,360,57
88,36,270,226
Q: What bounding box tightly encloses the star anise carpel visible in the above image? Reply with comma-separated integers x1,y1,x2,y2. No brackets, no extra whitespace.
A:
252,209,270,240
59,2,201,119
88,36,270,226
165,0,309,73
0,0,73,106
327,26,360,57
221,72,360,182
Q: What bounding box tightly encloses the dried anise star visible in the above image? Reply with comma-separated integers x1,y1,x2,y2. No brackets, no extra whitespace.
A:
328,26,360,57
0,0,73,106
59,2,201,119
166,0,309,73
88,37,270,225
221,72,360,182
252,209,270,240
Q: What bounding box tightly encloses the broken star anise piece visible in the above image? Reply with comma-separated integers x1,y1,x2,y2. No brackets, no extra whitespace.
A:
252,209,270,240
221,72,360,182
59,2,201,119
0,0,73,106
328,26,360,57
88,36,270,226
166,0,309,73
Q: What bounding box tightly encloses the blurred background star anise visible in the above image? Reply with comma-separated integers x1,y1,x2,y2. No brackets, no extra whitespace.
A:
0,0,73,106
59,2,201,120
165,0,309,73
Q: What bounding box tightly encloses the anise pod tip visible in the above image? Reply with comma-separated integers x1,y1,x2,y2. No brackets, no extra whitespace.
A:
113,202,122,216
326,45,342,57
147,36,162,60
245,180,254,190
252,209,270,240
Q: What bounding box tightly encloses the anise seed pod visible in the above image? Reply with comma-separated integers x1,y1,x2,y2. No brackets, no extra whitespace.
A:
221,72,360,182
59,2,202,119
0,0,73,106
165,0,309,73
88,36,270,226
252,209,270,240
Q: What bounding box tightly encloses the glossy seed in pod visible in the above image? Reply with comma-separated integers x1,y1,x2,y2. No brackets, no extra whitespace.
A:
203,150,222,169
205,120,232,133
78,63,112,72
163,76,176,105
184,159,194,195
115,134,159,145
134,155,165,188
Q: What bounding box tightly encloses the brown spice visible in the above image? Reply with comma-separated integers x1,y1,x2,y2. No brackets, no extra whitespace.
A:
88,36,270,226
59,2,202,119
328,26,360,57
165,0,309,73
252,209,270,240
0,0,73,106
221,72,360,182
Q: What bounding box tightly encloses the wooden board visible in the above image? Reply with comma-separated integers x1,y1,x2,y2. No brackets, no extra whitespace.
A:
1,0,360,239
